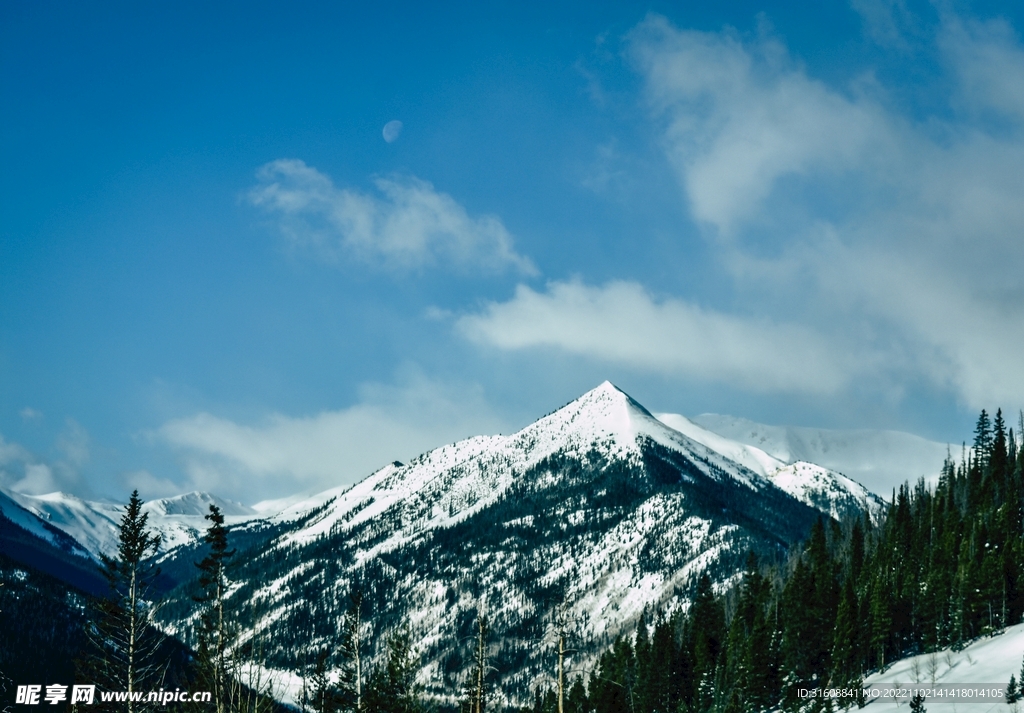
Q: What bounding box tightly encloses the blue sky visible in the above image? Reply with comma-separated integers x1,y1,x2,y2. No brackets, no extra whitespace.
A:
2,0,1024,503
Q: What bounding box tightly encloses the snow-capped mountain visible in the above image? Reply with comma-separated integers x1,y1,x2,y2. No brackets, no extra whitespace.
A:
1,388,892,572
0,488,107,594
156,382,882,705
655,412,885,522
1,488,259,561
689,413,951,497
0,488,94,561
140,491,258,551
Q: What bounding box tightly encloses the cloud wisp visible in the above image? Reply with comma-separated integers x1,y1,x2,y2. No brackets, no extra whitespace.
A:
248,159,536,275
19,407,43,422
0,419,88,495
454,11,1024,410
617,13,1024,408
458,280,863,395
155,373,510,503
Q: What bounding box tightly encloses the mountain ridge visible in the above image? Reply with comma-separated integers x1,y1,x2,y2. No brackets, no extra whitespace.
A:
0,383,885,579
690,412,951,495
1,488,263,562
152,382,881,705
655,411,885,522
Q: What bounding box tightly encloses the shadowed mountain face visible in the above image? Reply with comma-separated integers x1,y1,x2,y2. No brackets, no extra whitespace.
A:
154,382,860,705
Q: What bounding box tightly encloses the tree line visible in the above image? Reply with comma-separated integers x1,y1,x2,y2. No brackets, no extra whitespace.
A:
528,408,1024,713
68,489,424,713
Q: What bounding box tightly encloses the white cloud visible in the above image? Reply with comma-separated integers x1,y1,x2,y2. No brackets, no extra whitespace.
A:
19,407,43,422
121,470,183,500
12,463,57,494
850,0,916,50
457,280,862,395
940,16,1024,121
629,15,895,236
155,372,510,503
623,13,1024,409
0,424,86,496
0,435,32,468
248,159,535,274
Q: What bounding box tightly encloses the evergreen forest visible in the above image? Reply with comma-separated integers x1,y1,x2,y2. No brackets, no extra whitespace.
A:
534,409,1024,713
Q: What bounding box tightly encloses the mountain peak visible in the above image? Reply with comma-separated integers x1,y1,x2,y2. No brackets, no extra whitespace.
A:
515,381,672,459
559,381,653,421
592,379,622,394
145,491,255,517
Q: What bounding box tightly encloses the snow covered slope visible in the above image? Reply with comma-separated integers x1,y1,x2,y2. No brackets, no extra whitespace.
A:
656,413,885,522
0,488,93,561
158,382,869,705
690,413,950,497
861,623,1024,712
142,491,258,551
265,382,784,550
655,412,786,476
0,487,108,594
3,488,259,560
7,387,892,569
2,489,120,560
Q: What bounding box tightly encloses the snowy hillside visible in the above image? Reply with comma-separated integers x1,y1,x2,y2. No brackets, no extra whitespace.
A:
157,382,878,705
142,491,258,551
265,382,784,551
0,488,93,560
2,488,259,560
1,388,891,568
268,384,885,549
861,623,1024,712
656,413,884,522
690,413,950,496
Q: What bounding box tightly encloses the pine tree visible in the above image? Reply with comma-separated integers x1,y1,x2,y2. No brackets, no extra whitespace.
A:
83,490,164,713
462,615,490,713
365,623,419,713
311,648,341,713
721,554,776,712
644,616,675,713
687,574,723,713
974,410,993,464
565,676,587,713
991,410,1009,480
909,693,926,712
1007,674,1021,704
337,590,363,713
830,578,860,691
194,504,235,713
868,571,893,668
590,636,635,713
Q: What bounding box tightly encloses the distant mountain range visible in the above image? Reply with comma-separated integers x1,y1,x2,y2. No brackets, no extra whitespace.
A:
1,382,935,705
686,413,951,497
0,385,920,573
1,488,257,562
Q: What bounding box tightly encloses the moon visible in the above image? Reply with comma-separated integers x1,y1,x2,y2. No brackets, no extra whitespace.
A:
382,120,403,143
